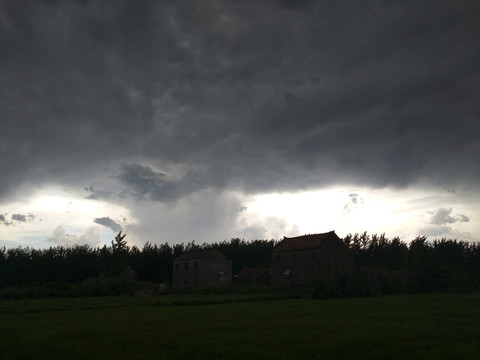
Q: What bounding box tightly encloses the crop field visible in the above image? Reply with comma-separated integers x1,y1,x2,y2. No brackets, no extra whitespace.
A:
1,292,479,359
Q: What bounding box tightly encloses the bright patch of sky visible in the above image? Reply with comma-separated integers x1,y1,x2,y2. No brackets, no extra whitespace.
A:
1,187,132,248
244,186,480,243
1,185,478,249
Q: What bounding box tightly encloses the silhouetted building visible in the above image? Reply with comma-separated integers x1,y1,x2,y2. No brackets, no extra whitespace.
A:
272,231,354,285
237,267,272,285
173,249,232,287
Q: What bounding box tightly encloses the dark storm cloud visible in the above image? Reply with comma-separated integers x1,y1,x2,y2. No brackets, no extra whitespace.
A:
118,164,176,202
1,0,479,202
117,163,207,202
93,217,122,232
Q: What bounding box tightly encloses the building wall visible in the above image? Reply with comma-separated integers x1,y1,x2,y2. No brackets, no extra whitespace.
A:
272,238,354,285
173,251,232,287
237,268,272,285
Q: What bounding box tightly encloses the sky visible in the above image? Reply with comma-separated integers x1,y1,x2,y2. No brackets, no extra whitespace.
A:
1,0,479,249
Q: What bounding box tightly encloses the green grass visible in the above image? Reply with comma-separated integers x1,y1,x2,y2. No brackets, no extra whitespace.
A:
1,292,479,359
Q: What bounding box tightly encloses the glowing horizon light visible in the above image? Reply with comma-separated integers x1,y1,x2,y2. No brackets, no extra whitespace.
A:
1,187,133,248
2,184,479,249
243,186,463,242
246,188,346,233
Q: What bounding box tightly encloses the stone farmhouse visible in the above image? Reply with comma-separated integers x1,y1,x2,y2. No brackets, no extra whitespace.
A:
272,231,354,285
172,249,232,287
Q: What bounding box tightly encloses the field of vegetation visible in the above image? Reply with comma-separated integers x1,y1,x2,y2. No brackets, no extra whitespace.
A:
1,291,479,359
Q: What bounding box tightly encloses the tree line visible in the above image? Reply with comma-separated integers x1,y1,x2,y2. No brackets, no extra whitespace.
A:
0,233,479,295
343,233,480,293
0,237,275,290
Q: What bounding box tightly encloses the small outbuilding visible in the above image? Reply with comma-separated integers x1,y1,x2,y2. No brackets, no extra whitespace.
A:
272,231,354,285
172,249,232,287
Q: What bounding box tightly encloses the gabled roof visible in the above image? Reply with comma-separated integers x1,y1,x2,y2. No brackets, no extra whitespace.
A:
173,248,227,261
273,231,340,253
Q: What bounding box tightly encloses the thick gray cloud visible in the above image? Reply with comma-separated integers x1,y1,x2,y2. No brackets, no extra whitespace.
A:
11,213,35,223
0,214,11,226
0,213,35,226
93,217,122,233
418,207,473,241
1,1,479,241
429,208,470,225
84,184,113,200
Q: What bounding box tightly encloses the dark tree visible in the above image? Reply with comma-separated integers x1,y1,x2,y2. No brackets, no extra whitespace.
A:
110,231,129,275
112,231,128,253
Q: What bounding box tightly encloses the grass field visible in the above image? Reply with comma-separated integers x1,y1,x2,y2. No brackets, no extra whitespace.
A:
1,292,479,359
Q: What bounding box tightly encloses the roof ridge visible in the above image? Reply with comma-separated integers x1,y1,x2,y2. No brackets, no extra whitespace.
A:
274,231,338,253
284,230,335,239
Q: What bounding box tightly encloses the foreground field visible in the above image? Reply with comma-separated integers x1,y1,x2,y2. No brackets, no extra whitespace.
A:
1,292,479,359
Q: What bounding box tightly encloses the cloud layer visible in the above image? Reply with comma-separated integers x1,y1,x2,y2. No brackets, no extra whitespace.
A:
2,1,479,202
1,1,479,246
